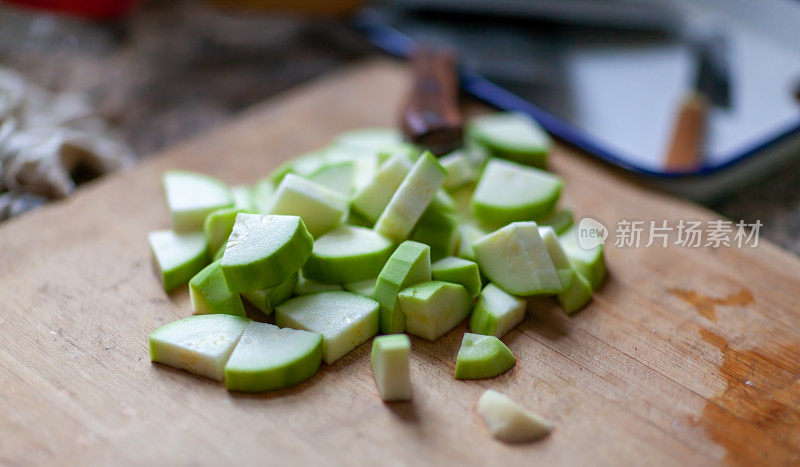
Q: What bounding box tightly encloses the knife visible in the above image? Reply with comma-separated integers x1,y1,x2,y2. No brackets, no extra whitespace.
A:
664,26,731,171
400,47,464,155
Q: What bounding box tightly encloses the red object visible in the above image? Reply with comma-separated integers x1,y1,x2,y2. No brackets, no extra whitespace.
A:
6,0,137,20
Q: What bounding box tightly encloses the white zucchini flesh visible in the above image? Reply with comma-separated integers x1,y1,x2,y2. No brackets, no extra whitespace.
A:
189,260,245,317
440,150,478,191
343,277,378,297
293,271,343,295
538,226,573,289
231,185,255,211
266,173,348,237
148,229,208,292
203,207,250,260
374,152,447,242
372,241,431,334
477,389,553,443
149,314,250,381
397,281,472,342
241,272,298,315
334,127,401,151
431,256,482,298
371,334,412,401
468,283,526,338
163,171,233,232
327,146,383,192
456,222,487,261
472,222,561,296
276,291,380,364
351,152,414,223
307,160,355,195
559,225,606,291
252,178,275,213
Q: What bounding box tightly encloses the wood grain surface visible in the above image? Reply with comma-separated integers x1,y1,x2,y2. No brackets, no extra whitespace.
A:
1,60,798,466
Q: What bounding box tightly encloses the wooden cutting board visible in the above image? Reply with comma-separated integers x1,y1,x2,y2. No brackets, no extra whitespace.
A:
1,60,798,466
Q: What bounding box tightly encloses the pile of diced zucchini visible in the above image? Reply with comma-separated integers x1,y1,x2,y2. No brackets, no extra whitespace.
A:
147,112,606,398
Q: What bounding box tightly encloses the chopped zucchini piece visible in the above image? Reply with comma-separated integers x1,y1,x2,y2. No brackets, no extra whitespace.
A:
276,291,380,364
221,213,313,292
469,283,526,338
454,333,515,380
374,152,446,242
440,149,478,191
471,158,562,228
477,389,553,442
456,222,488,261
472,222,561,296
467,112,551,168
268,148,329,186
372,241,431,334
149,314,249,381
163,171,233,232
371,334,412,401
344,277,378,297
189,260,245,317
431,256,482,298
557,271,593,314
307,159,356,195
540,208,574,235
148,229,208,292
539,225,592,313
252,178,276,213
266,173,347,237
410,199,460,261
203,207,251,260
398,281,472,341
231,185,255,211
302,225,393,283
241,271,298,315
294,271,343,295
335,127,401,151
559,225,606,291
224,321,322,392
351,152,414,223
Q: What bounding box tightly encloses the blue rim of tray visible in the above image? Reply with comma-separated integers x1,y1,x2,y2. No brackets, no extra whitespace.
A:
354,15,800,179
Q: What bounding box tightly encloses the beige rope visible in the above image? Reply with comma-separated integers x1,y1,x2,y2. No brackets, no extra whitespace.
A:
0,67,134,220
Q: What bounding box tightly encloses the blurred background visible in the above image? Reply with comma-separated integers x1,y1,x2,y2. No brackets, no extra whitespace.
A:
1,0,799,252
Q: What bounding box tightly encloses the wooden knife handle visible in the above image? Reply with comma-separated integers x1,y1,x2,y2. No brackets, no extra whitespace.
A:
401,48,463,155
664,92,708,171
